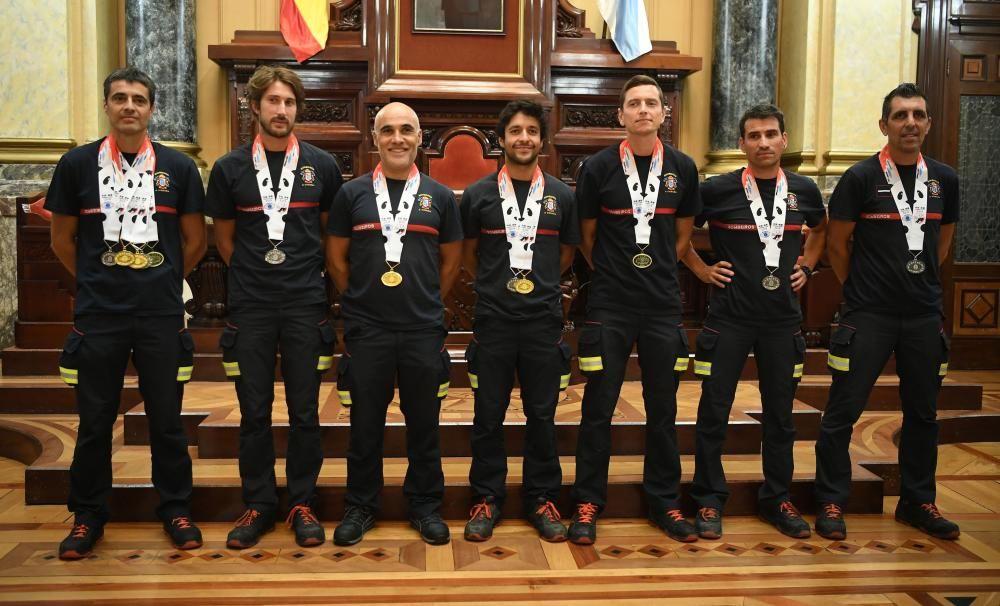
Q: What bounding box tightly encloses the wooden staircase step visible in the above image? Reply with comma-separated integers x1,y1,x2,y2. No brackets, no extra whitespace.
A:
0,377,141,413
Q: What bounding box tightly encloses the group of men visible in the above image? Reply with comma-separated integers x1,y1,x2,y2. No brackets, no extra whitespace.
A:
47,65,961,560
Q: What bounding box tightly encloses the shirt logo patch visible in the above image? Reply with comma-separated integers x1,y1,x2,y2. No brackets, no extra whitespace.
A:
417,194,433,212
927,179,941,198
299,166,316,187
786,192,798,211
542,195,558,215
153,171,170,192
663,173,679,193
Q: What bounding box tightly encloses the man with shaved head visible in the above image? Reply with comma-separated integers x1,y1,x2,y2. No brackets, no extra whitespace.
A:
326,102,464,545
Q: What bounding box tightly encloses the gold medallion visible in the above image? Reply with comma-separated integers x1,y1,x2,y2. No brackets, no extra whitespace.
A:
514,278,535,294
632,252,653,269
381,270,403,287
114,251,135,266
130,253,149,270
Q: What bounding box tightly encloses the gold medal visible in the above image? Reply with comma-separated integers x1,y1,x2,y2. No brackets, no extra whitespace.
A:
146,251,165,268
632,252,653,269
381,270,403,287
114,250,135,266
514,278,535,294
130,253,149,270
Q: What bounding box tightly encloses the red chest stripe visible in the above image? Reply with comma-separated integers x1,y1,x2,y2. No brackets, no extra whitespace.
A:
236,201,320,212
860,212,943,221
353,222,439,237
708,220,804,231
601,206,677,216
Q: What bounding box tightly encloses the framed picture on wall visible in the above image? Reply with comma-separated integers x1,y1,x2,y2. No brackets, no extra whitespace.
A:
413,0,505,34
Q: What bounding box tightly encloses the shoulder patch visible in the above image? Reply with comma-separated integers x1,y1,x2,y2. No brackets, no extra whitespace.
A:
927,179,941,198
299,166,317,187
417,193,434,212
663,173,679,193
785,192,798,210
542,195,558,215
153,171,171,192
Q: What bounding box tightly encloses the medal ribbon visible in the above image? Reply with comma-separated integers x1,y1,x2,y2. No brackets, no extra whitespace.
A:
498,165,545,271
619,138,663,246
878,145,928,252
742,167,788,270
373,163,421,264
97,135,157,243
251,134,299,241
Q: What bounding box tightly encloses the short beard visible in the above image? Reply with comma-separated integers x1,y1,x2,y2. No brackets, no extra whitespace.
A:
259,116,294,139
504,149,539,167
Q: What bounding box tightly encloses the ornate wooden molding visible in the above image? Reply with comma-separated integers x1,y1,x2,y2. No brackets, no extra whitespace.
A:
332,0,363,31
0,138,76,164
299,100,353,123
556,0,592,38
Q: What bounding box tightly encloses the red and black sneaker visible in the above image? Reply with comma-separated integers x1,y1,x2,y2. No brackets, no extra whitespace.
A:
895,501,960,540
287,504,325,547
695,507,723,540
226,508,276,549
59,522,104,560
815,502,847,540
527,498,568,543
760,501,811,538
568,502,599,545
464,497,501,542
649,508,698,543
164,515,203,550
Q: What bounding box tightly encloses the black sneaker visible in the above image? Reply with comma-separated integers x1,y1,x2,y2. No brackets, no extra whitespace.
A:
59,522,104,560
568,502,599,545
527,499,568,543
695,507,723,540
760,501,811,539
164,515,203,550
815,502,847,540
226,509,276,549
895,501,960,540
286,504,325,547
334,506,375,546
649,508,698,543
464,497,501,542
410,513,450,545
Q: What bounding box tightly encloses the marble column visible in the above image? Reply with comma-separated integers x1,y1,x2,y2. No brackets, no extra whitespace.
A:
125,0,201,162
704,0,779,175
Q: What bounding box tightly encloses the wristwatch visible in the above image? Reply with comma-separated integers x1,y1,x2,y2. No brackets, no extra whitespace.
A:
799,265,814,278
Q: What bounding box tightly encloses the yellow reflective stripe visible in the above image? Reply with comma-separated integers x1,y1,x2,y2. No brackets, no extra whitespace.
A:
792,363,804,379
468,373,478,389
437,382,450,398
939,362,948,376
317,355,333,371
59,366,78,385
559,373,570,389
579,356,603,372
674,357,689,372
337,390,352,406
176,366,193,382
222,361,240,376
827,353,850,372
693,360,712,376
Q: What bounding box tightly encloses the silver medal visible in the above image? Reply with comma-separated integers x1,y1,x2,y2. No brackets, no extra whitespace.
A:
761,275,781,291
264,248,286,265
100,251,117,266
906,258,925,274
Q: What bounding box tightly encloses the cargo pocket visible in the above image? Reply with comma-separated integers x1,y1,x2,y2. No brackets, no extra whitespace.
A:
58,328,84,386
336,355,353,407
219,324,240,380
937,329,950,381
316,321,336,373
693,328,719,378
674,325,691,374
792,331,806,381
437,349,452,399
577,322,604,375
177,329,194,383
558,340,572,391
465,340,479,391
827,324,855,373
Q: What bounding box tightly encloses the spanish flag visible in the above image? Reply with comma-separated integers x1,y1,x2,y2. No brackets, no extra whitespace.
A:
280,0,330,63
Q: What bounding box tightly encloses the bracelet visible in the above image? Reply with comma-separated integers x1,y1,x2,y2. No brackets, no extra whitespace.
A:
800,265,814,278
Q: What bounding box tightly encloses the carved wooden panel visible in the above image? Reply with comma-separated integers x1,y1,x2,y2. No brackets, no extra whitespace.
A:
954,281,1000,335
962,55,987,80
333,0,363,31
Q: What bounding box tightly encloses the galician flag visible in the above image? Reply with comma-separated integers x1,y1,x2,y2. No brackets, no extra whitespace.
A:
598,0,653,62
280,0,330,63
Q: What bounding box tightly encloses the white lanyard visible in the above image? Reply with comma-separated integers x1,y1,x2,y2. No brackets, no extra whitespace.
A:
373,163,421,264
498,165,545,271
97,135,157,243
741,167,788,269
251,134,299,242
879,145,928,252
619,138,663,246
